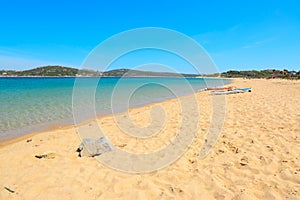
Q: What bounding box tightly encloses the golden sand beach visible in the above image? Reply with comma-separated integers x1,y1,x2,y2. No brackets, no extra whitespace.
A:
0,78,299,199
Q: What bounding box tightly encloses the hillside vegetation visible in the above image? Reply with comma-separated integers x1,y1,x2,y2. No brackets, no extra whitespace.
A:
1,66,299,79
209,69,300,79
0,66,197,77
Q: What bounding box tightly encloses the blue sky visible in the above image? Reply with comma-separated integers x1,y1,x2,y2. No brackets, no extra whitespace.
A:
0,0,300,73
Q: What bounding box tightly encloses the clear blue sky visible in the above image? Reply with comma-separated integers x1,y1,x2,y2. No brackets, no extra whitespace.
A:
0,0,300,73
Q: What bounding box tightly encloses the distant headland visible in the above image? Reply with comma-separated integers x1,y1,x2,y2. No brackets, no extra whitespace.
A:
0,65,299,79
0,66,198,78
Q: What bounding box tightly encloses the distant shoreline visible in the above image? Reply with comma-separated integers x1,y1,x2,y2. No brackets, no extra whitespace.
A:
0,76,201,78
1,76,298,80
0,66,200,77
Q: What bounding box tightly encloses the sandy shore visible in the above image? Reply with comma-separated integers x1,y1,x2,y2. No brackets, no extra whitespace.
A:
0,79,299,199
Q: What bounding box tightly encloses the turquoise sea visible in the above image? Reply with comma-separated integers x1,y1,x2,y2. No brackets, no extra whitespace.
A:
0,77,230,141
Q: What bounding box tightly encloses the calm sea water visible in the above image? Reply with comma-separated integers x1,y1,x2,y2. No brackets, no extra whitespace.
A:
0,77,230,141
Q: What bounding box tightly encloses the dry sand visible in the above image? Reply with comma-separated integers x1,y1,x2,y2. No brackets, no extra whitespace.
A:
0,79,299,199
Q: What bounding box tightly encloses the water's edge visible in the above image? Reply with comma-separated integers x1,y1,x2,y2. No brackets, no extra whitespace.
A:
0,88,204,143
0,78,232,144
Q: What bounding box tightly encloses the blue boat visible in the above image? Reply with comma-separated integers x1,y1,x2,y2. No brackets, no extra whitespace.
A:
236,87,252,92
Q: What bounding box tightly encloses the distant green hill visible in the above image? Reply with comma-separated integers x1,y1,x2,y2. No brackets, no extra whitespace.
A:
0,66,198,77
22,66,79,76
207,69,300,79
0,66,79,76
3,66,297,79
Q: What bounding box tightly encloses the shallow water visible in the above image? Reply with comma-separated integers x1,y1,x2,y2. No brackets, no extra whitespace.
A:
0,77,230,141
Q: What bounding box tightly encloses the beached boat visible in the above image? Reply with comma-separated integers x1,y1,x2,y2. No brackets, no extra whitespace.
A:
205,86,235,91
210,88,252,95
236,87,252,92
